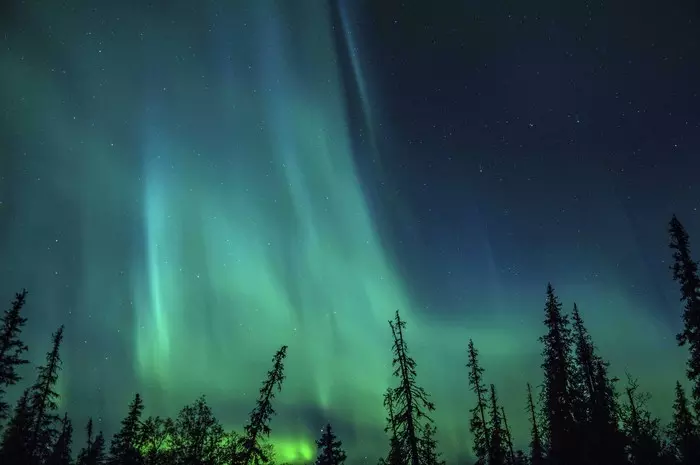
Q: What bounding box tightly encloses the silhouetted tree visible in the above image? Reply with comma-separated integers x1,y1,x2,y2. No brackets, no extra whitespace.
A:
46,413,73,465
315,423,347,465
109,393,145,465
570,303,595,432
0,289,29,423
0,388,32,465
387,310,436,465
621,374,667,465
668,381,700,465
77,419,106,465
91,432,107,465
236,345,288,465
500,407,516,465
571,304,626,464
222,431,242,465
591,358,626,465
669,215,700,414
380,388,402,465
418,422,444,465
76,418,95,465
139,416,174,465
466,339,490,465
513,450,528,465
525,383,544,465
538,283,577,465
170,396,226,465
27,325,64,464
488,385,507,465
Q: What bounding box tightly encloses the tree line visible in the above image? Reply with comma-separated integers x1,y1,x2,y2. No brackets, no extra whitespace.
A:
0,215,699,465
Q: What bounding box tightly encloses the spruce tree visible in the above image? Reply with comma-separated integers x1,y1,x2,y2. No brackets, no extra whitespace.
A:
525,383,544,465
27,325,64,464
487,384,507,465
315,423,347,465
538,283,576,465
590,358,626,465
669,215,700,414
466,339,490,465
569,304,594,465
513,450,528,465
571,303,595,417
109,393,145,465
380,388,402,465
571,305,626,465
500,407,516,465
236,345,288,465
387,310,436,465
76,418,95,465
622,374,666,465
418,422,444,465
668,381,700,465
91,431,107,465
0,388,32,465
46,413,73,465
0,289,29,423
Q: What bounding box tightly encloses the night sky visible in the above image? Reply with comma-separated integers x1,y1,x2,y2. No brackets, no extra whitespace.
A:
1,0,699,463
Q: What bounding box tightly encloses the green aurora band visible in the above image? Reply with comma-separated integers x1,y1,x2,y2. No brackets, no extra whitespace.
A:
0,1,692,464
132,1,426,458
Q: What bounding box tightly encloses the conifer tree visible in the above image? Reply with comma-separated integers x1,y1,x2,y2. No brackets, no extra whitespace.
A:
0,388,32,465
571,305,626,465
622,374,666,465
236,345,288,465
418,422,444,465
46,413,73,465
387,310,436,465
75,421,106,465
380,388,402,465
669,215,700,414
76,418,95,465
668,381,700,465
487,384,507,465
569,304,594,465
109,393,145,465
466,339,490,465
91,431,107,465
538,283,577,465
0,289,30,423
28,325,65,464
525,383,544,465
315,423,347,465
591,358,626,465
170,396,226,465
571,303,595,414
513,450,528,465
500,407,516,465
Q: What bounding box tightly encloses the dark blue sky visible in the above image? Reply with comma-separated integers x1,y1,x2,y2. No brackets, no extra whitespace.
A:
343,0,700,321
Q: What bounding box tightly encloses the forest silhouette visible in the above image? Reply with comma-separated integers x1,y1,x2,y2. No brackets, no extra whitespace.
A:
1,215,699,465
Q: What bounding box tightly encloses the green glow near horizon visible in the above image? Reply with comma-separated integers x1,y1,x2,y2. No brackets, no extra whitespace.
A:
137,429,314,464
273,438,316,464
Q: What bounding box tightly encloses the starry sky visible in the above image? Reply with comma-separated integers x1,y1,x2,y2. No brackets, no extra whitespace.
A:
1,0,699,463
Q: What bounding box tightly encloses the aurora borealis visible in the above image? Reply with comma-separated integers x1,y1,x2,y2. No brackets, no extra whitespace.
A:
1,0,700,464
